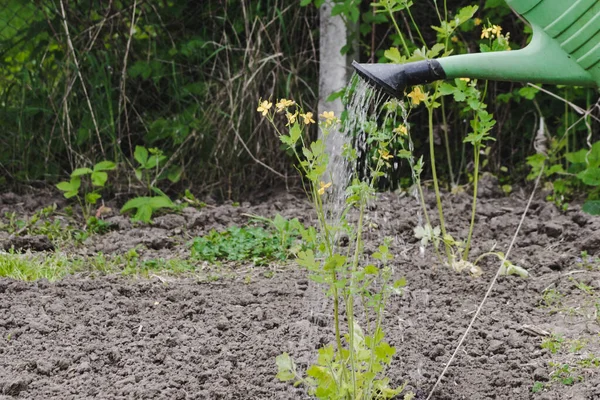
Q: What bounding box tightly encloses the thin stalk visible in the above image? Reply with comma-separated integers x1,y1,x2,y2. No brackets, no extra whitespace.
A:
346,200,366,397
387,9,410,56
405,8,426,47
427,104,450,261
463,143,480,260
441,98,455,185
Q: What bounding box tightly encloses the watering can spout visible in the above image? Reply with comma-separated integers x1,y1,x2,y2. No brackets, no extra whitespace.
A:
352,0,600,98
352,59,447,99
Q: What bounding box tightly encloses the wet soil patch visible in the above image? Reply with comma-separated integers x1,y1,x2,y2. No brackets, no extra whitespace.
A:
1,187,600,399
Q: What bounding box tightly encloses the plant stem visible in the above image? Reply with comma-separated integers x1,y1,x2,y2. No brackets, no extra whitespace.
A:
441,98,455,186
346,200,365,397
427,104,450,262
388,9,410,56
463,144,480,260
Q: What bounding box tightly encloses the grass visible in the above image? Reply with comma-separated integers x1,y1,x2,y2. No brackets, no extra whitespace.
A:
0,250,199,281
0,251,83,281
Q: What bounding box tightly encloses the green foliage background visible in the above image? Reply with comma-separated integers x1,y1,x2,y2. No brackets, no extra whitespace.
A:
0,0,598,201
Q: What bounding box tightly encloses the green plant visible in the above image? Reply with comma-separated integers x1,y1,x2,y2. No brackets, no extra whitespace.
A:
56,161,116,221
531,381,545,393
260,99,411,399
133,145,182,194
569,277,595,296
541,334,564,354
120,195,177,223
540,288,563,308
548,362,583,386
190,222,303,265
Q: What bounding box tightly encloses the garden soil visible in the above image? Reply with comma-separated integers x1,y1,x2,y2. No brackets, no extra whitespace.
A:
1,181,600,399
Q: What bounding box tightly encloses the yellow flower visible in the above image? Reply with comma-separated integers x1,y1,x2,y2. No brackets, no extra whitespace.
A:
320,111,335,121
257,100,272,116
491,25,502,35
394,125,408,136
451,36,459,43
275,99,295,113
474,18,482,26
318,181,332,196
301,112,315,124
407,86,426,106
481,28,491,39
459,77,470,82
286,111,298,125
378,149,393,160
319,111,339,127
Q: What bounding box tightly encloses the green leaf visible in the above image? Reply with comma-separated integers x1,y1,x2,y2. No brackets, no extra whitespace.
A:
91,171,108,187
71,167,93,177
85,192,101,205
56,181,75,193
582,200,600,215
384,47,404,64
134,145,149,167
148,196,175,209
167,166,183,183
324,253,346,271
300,0,312,6
290,123,302,143
134,204,153,223
566,149,588,164
275,353,295,382
364,265,379,275
297,249,318,270
455,5,478,26
577,167,600,186
93,161,116,171
56,176,81,197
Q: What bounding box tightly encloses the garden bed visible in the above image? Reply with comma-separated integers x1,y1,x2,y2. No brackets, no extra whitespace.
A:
1,186,599,399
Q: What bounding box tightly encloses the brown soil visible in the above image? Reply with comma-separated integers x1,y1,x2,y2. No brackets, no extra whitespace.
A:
1,184,600,399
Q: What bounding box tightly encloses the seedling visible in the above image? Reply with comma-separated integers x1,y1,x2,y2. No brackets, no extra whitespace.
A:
56,160,116,222
540,288,563,308
541,334,564,354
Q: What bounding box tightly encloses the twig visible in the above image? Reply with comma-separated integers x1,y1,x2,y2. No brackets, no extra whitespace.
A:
117,0,137,155
59,0,105,156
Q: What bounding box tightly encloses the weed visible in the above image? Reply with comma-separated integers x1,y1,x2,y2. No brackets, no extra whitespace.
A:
576,251,600,270
548,362,583,386
190,222,302,266
540,288,563,308
569,276,595,295
531,381,545,393
56,161,116,221
120,195,177,223
0,251,82,281
132,146,182,194
541,334,564,354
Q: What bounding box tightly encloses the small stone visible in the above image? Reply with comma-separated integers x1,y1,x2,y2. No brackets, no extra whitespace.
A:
428,344,446,359
36,360,53,376
2,377,30,395
216,317,229,331
533,368,548,382
541,222,562,238
488,340,505,354
76,361,91,373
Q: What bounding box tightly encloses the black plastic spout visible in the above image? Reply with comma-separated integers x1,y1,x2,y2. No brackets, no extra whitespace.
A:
352,60,447,98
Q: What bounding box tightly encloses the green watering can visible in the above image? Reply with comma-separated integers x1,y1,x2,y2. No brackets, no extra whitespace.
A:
353,0,600,97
